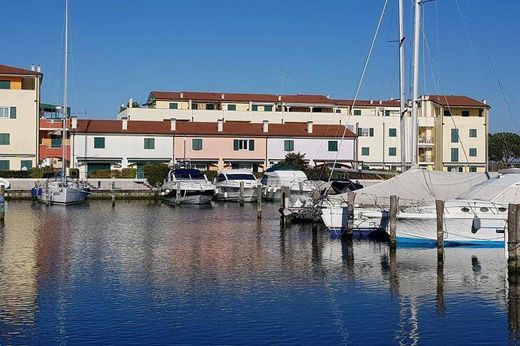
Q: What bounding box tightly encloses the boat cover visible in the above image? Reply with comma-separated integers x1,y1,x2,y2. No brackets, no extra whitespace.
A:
456,173,520,204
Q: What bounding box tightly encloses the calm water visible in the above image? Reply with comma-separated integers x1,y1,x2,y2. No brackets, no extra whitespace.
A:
0,200,516,345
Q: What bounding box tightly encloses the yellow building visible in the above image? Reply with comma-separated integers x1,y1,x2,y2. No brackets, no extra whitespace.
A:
0,64,42,171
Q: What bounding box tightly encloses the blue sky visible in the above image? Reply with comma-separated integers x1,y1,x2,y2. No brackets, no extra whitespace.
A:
1,0,519,132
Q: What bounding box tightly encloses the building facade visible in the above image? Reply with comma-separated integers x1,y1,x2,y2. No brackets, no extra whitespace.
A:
0,64,42,171
70,118,356,179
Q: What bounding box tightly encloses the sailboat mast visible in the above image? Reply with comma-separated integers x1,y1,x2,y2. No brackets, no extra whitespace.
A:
62,0,68,179
398,0,406,171
411,0,421,167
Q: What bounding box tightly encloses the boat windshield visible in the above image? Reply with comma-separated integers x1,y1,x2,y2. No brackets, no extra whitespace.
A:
226,174,256,181
174,172,205,180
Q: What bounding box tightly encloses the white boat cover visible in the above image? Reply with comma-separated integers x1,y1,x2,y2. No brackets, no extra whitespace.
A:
456,173,520,204
327,168,497,207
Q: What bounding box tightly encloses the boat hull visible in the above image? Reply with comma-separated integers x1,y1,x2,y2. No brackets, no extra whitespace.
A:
35,186,89,205
162,189,215,205
214,185,257,202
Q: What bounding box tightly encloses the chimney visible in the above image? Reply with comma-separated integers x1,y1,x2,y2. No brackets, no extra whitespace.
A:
36,65,41,73
278,95,282,101
170,118,177,131
180,92,184,98
128,98,133,108
31,64,35,71
221,93,225,100
482,99,487,104
263,120,269,133
122,117,128,130
217,118,224,132
370,100,374,105
379,100,382,105
307,121,313,134
71,116,77,130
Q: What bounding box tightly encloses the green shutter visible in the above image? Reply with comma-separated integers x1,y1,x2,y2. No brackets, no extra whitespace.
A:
144,138,155,149
249,139,255,151
94,137,105,148
0,133,10,145
264,105,273,112
328,141,338,152
0,160,9,170
369,128,374,137
451,148,459,162
469,129,477,138
228,104,236,111
469,148,477,157
192,139,203,150
0,80,10,89
357,128,362,136
389,128,397,137
361,147,370,156
469,166,477,172
284,140,294,151
169,102,178,109
353,110,361,116
9,107,16,119
21,160,32,170
233,140,239,151
251,105,258,111
451,129,459,143
51,137,62,148
389,147,397,156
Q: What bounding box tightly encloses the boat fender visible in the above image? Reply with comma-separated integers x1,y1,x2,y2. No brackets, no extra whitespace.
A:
472,216,481,234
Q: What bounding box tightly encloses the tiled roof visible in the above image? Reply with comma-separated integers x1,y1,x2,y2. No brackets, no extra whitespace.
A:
0,64,42,76
75,119,355,138
427,95,489,108
332,99,401,107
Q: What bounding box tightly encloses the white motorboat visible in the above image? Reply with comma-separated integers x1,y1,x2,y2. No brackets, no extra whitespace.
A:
0,178,10,189
214,169,260,202
161,168,216,205
260,169,313,201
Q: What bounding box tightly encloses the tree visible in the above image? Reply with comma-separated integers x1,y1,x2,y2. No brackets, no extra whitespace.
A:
488,132,520,163
143,163,170,187
280,152,309,171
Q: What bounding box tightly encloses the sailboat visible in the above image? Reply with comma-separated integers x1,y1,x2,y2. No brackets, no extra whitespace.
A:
34,0,90,205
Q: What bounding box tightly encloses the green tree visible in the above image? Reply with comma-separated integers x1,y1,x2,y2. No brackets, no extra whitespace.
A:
280,152,309,171
488,132,520,163
143,163,170,187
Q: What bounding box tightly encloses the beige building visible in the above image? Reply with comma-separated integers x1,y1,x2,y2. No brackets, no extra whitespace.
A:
0,64,42,171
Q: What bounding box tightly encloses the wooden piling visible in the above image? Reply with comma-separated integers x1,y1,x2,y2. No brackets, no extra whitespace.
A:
256,186,262,219
345,192,356,237
0,185,5,221
299,181,303,194
389,195,398,247
111,181,116,208
239,181,244,206
436,200,445,264
508,204,520,283
280,186,291,226
175,181,181,205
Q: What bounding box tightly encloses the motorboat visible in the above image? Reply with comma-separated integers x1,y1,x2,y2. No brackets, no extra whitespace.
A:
33,175,90,205
160,168,216,205
214,169,260,202
260,168,313,201
0,178,10,189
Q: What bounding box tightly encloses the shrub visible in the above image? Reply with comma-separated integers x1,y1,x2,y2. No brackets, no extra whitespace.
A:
0,170,29,178
69,168,79,179
143,163,170,187
205,170,217,182
121,168,137,179
28,168,44,178
89,169,112,179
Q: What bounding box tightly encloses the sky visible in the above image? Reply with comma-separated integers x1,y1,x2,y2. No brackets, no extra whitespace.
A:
1,0,519,133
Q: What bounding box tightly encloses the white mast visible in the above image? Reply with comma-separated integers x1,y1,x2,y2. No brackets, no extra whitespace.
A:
62,0,69,180
398,0,407,171
411,0,421,167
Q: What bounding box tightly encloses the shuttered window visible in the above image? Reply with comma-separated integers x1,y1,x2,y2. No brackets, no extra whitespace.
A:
328,141,338,152
192,139,203,150
227,104,236,111
21,160,32,170
144,138,155,150
0,80,10,89
169,102,178,109
94,137,105,149
0,133,10,145
51,137,62,148
469,129,477,138
284,140,294,151
451,148,459,162
9,107,16,119
264,105,273,112
451,129,459,143
251,105,258,111
361,147,370,156
388,147,397,156
469,148,477,157
0,160,9,170
389,128,397,137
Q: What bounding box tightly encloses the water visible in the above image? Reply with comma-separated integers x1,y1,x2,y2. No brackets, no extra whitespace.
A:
0,201,516,345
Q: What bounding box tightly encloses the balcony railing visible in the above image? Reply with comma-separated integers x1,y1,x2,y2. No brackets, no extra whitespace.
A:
418,137,434,145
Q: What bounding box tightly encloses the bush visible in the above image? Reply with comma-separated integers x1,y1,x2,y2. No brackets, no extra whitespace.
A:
89,169,113,178
69,168,79,179
121,168,137,179
143,163,170,187
28,168,44,178
0,170,29,178
205,170,217,182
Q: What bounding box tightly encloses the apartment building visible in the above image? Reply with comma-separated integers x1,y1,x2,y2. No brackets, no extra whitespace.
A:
0,64,42,171
70,118,356,179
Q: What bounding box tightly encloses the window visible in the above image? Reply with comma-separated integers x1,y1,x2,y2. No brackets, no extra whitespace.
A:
389,128,397,137
0,133,10,145
353,109,362,116
451,129,459,143
21,160,32,170
0,160,9,170
335,109,341,114
9,107,16,119
251,105,258,112
94,137,105,149
444,110,452,117
0,107,15,119
361,147,370,156
469,166,477,172
469,148,477,157
357,128,374,137
389,147,397,156
227,104,236,111
469,129,477,138
205,104,216,110
144,138,155,150
328,141,338,152
0,80,10,89
264,105,273,112
169,102,178,110
51,137,62,148
451,148,459,162
233,139,254,151
192,138,203,151
284,140,294,151
462,110,470,117
384,110,391,117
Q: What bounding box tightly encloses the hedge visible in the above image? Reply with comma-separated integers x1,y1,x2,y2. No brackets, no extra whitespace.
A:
143,163,170,187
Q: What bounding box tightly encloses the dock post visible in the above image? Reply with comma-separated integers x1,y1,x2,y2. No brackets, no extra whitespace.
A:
299,181,303,194
436,200,445,264
111,181,116,208
0,185,5,221
344,192,356,238
280,186,291,227
508,204,520,284
389,195,398,247
175,181,181,205
256,186,262,219
239,181,244,206
44,180,50,205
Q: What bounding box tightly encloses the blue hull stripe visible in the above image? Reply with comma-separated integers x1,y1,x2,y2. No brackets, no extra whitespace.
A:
396,236,504,248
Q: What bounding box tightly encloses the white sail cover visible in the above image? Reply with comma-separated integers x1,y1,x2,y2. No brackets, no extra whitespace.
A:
328,168,497,207
456,173,520,204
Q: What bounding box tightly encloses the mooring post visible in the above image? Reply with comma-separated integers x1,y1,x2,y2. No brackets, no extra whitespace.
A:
436,200,445,264
111,181,116,208
299,181,303,194
0,185,5,221
239,181,245,206
45,180,50,205
344,192,356,238
256,185,262,219
175,181,181,205
508,204,520,284
389,195,398,247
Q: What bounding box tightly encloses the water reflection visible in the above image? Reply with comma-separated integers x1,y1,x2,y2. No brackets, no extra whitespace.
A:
0,201,514,344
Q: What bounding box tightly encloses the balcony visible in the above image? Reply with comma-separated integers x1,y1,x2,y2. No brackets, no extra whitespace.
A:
418,137,434,147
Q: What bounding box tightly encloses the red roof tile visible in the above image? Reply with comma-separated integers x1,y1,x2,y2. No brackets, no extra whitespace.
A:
0,64,42,76
427,95,489,108
332,99,401,107
75,119,355,138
